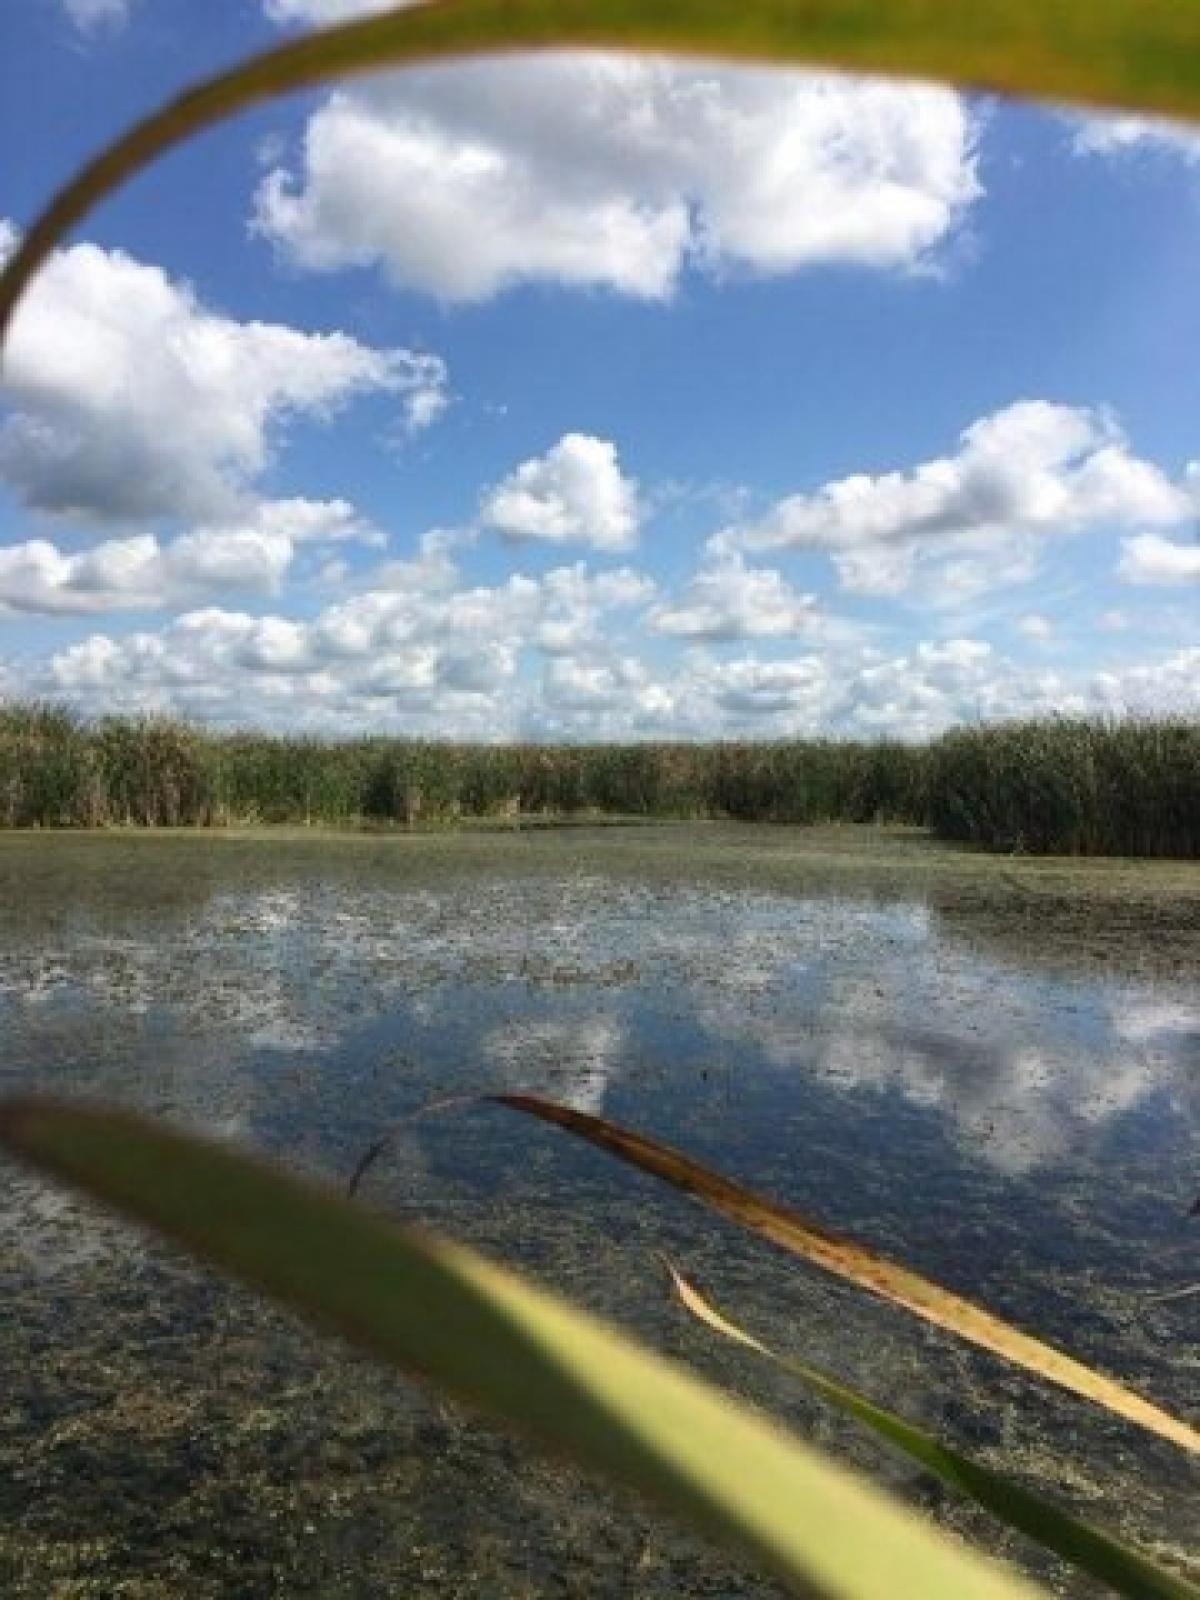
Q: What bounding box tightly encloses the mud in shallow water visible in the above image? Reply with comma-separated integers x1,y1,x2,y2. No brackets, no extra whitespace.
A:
0,825,1197,1596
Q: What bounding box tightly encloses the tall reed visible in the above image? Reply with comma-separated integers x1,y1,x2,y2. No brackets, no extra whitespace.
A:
0,703,1194,857
926,716,1200,858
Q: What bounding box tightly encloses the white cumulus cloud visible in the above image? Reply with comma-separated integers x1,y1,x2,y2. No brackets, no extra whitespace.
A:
61,0,132,31
0,228,447,524
1117,532,1200,586
480,433,640,551
19,596,1200,739
264,0,408,20
253,58,980,302
0,499,379,616
650,554,817,641
714,400,1193,599
706,656,831,719
37,555,655,731
1068,112,1200,164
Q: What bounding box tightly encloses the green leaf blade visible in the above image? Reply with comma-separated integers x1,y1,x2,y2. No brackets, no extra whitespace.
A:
0,1095,1047,1600
667,1262,1200,1600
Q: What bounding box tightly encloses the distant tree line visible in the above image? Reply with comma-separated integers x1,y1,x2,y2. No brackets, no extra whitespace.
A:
0,703,1195,858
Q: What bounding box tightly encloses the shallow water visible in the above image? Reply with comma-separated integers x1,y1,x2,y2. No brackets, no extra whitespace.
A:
0,827,1197,1596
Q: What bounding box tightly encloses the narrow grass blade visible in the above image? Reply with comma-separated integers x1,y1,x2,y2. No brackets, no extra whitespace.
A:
4,0,1200,338
497,1094,1200,1456
0,1096,1048,1600
666,1262,1199,1600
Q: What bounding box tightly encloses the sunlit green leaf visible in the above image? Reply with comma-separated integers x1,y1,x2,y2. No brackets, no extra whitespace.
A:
0,1095,1048,1600
666,1261,1200,1600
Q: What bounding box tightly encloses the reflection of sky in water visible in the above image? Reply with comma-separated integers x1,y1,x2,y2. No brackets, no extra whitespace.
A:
0,870,1196,1171
687,911,1199,1174
1,869,1194,1188
1,841,1197,1596
484,1014,625,1113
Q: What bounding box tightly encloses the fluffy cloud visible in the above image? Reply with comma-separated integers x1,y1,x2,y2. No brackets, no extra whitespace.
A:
61,0,131,30
1086,647,1200,716
0,499,379,617
480,433,640,550
264,0,404,20
22,587,1200,739
649,554,817,641
40,557,654,728
386,350,451,436
705,656,831,719
541,654,666,716
714,400,1193,598
514,564,651,658
310,559,652,665
254,59,980,301
0,229,446,524
646,634,1200,742
674,638,996,739
1068,112,1200,164
1117,533,1200,586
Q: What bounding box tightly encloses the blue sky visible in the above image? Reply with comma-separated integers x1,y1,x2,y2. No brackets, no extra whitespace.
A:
0,0,1196,739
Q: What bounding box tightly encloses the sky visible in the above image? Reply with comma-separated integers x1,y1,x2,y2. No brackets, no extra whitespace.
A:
0,0,1197,741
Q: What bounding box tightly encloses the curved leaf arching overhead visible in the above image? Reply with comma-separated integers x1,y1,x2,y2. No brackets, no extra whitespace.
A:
1,0,1200,337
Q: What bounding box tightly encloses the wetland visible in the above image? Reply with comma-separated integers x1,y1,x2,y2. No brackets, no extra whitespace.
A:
0,824,1197,1596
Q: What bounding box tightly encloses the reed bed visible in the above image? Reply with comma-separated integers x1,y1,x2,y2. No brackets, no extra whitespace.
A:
926,717,1200,858
0,703,1195,857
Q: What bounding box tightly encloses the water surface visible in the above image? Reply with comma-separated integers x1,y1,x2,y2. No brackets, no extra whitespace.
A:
1,827,1197,1595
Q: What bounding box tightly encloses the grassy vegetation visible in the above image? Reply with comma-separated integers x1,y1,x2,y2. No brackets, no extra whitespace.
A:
926,717,1200,858
1,703,1196,856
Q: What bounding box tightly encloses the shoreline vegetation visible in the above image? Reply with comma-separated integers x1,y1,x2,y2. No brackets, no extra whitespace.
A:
0,703,1196,858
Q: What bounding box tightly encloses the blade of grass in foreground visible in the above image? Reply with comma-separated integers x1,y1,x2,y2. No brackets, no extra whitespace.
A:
3,0,1200,338
664,1261,1200,1600
496,1095,1200,1456
0,1096,1046,1600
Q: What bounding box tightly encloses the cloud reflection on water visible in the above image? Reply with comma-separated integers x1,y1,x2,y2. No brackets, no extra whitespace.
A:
0,868,1194,1180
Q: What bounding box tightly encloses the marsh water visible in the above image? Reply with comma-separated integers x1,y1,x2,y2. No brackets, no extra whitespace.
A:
0,825,1197,1596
